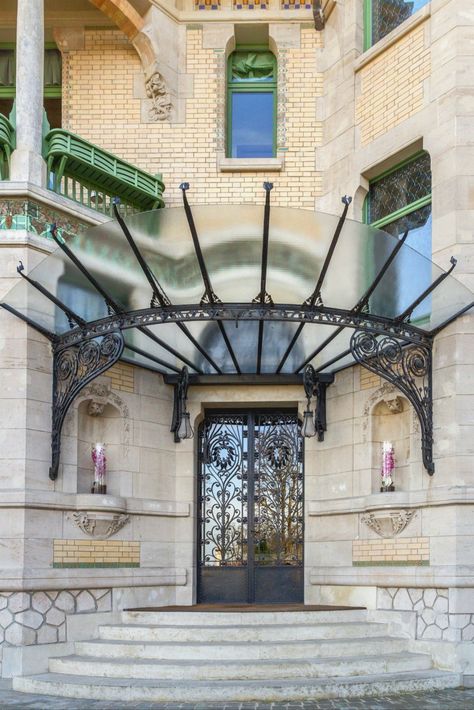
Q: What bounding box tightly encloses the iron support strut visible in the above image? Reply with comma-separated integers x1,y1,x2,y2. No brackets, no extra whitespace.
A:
49,331,124,480
350,331,434,475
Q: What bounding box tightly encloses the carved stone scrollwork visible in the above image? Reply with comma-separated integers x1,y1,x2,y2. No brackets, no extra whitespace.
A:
361,509,417,538
145,70,172,121
50,332,125,481
350,331,434,475
72,512,130,539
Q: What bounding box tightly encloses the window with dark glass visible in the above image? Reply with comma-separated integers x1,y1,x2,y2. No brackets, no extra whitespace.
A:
0,45,62,127
227,48,276,159
365,0,430,49
365,152,432,321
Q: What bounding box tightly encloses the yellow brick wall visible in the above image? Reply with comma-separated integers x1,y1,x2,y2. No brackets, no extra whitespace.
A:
359,367,381,390
63,28,322,208
106,363,135,392
53,540,140,567
355,23,430,145
353,537,429,566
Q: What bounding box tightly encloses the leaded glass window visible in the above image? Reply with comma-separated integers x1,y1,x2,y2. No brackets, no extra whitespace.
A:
366,152,432,321
227,49,276,159
365,0,430,49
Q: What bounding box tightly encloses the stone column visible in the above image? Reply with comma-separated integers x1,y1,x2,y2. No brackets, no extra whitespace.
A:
10,0,46,186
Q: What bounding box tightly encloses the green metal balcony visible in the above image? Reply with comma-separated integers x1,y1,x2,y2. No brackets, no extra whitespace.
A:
44,129,165,215
0,112,15,180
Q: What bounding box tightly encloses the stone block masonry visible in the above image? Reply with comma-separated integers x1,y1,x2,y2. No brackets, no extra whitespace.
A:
53,540,140,568
353,537,429,566
0,589,112,646
378,587,474,642
355,23,430,146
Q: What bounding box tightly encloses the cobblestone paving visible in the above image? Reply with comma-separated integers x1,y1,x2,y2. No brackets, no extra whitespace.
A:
0,684,474,709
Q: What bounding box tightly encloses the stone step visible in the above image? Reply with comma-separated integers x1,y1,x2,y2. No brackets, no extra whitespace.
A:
49,651,433,681
121,609,368,626
12,670,461,703
75,635,409,661
99,620,391,643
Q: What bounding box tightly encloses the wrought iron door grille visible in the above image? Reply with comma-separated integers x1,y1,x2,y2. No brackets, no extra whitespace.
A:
198,412,303,570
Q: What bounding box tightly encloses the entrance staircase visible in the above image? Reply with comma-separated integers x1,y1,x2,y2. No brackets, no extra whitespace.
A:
13,608,460,702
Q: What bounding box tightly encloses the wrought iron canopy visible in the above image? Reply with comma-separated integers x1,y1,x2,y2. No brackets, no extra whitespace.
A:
1,184,472,479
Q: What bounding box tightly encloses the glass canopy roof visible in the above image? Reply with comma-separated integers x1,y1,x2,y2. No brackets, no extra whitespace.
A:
2,197,473,378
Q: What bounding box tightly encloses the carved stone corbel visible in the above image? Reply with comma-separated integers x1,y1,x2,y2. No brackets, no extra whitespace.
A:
72,512,130,539
361,509,417,538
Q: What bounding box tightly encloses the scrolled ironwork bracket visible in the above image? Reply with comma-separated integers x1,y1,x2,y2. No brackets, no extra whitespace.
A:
350,330,434,475
171,366,190,443
49,331,125,481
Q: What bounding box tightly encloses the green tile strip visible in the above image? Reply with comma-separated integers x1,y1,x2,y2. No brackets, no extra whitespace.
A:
353,560,430,567
53,562,140,569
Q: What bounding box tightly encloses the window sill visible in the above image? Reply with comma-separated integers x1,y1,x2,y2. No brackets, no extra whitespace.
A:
355,4,431,73
218,157,284,172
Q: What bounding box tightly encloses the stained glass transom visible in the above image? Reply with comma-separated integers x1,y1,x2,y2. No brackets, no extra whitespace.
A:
370,0,430,46
368,153,431,225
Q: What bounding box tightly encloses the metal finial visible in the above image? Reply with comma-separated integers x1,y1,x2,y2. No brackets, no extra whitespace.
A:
17,261,25,274
450,256,457,267
112,197,121,205
263,182,274,192
342,195,352,206
180,182,190,191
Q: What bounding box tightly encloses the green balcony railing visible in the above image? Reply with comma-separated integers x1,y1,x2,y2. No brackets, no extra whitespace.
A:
0,112,15,180
44,129,165,215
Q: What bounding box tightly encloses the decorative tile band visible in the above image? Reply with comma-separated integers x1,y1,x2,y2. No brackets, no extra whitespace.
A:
53,540,140,568
353,537,429,566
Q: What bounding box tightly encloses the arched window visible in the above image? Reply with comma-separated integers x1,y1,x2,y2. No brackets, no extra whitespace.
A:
227,48,276,159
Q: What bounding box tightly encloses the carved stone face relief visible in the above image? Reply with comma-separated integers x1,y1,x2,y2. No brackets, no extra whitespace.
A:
145,71,172,121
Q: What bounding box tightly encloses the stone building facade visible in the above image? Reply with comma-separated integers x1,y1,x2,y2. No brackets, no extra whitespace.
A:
0,0,473,682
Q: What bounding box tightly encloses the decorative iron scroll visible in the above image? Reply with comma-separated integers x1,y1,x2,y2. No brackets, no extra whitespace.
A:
50,332,124,480
56,303,431,350
254,414,304,566
198,416,248,567
350,331,434,475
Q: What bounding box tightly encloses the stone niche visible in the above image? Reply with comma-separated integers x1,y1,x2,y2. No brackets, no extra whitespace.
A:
76,387,130,497
369,392,411,492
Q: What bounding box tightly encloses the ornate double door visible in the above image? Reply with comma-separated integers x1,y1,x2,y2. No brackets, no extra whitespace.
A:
197,410,304,604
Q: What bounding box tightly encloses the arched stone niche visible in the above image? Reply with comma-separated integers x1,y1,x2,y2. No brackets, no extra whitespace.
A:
363,383,420,493
63,382,131,497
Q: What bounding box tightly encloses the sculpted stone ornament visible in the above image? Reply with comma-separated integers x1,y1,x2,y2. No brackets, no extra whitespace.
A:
361,509,417,538
72,512,130,539
145,70,172,121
